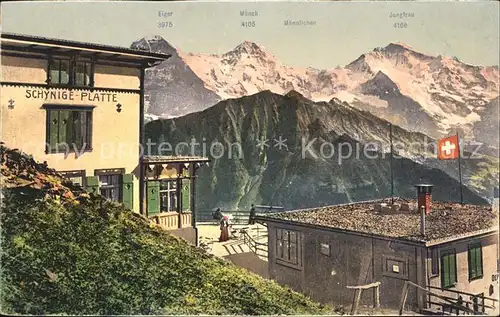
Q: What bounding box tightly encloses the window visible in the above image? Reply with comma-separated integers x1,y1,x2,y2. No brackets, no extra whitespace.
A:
73,61,92,86
87,170,133,210
320,243,330,256
45,106,93,153
468,244,483,281
48,57,93,87
95,169,125,202
59,170,86,187
430,248,439,276
49,59,70,84
160,180,177,212
276,228,301,268
441,250,457,288
98,174,122,202
383,255,409,279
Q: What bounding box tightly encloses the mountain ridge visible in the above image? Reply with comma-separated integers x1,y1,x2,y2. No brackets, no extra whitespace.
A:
134,36,499,147
145,90,496,211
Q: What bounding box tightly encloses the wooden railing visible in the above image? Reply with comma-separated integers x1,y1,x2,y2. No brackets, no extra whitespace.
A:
427,285,498,315
347,281,381,315
196,210,251,224
151,212,192,230
196,205,284,225
241,229,268,258
179,212,192,228
399,281,498,315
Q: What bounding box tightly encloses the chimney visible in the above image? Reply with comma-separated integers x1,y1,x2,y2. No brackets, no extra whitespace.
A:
415,184,433,215
420,205,426,237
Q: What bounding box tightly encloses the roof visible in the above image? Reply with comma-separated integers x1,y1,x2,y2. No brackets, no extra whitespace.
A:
142,155,210,164
1,33,171,66
256,197,498,245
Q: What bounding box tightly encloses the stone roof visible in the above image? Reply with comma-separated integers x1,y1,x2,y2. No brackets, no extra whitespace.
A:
258,197,498,244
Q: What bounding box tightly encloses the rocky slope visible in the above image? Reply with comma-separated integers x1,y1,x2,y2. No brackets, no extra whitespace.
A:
134,36,498,145
0,144,329,315
131,36,221,118
473,96,500,149
145,91,494,212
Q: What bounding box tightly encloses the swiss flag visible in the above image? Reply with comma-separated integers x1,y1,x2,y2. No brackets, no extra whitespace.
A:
437,135,460,160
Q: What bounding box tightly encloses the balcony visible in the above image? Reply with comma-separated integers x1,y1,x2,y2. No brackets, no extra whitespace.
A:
150,211,192,231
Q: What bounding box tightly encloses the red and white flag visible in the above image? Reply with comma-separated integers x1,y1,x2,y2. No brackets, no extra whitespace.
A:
437,135,460,160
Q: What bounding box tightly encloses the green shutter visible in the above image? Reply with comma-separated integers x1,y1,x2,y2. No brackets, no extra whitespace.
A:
471,246,483,278
122,174,134,210
477,247,483,276
442,255,450,288
147,181,160,217
182,179,191,211
469,248,474,278
85,176,99,195
48,110,59,151
468,246,483,280
73,112,83,149
450,254,456,285
58,110,71,146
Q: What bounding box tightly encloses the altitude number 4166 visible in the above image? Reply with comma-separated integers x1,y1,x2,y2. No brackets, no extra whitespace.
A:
393,22,407,28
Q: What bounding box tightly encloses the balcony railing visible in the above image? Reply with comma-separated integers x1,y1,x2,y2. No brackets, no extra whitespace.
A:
150,212,192,230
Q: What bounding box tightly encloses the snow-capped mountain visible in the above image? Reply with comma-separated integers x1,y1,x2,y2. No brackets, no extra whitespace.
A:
132,36,499,144
130,36,221,118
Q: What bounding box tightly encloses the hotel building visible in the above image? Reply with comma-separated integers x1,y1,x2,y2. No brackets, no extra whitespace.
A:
1,33,208,244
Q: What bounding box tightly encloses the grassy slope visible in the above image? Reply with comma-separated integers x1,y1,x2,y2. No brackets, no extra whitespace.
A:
0,146,328,315
468,155,499,193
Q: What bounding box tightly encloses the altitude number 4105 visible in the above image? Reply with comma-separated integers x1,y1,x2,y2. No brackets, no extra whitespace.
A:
241,21,256,28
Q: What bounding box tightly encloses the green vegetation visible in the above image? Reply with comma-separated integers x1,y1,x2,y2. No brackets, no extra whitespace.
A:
0,146,329,315
469,155,499,193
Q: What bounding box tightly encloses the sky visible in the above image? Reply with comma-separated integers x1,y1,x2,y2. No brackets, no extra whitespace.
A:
1,1,499,69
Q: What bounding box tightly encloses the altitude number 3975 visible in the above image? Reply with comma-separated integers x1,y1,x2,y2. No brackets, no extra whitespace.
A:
158,22,174,28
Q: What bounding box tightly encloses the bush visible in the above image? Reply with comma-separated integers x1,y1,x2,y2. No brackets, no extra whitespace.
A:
0,185,328,315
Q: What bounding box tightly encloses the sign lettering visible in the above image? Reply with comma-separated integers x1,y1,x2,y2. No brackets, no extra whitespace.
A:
25,89,118,103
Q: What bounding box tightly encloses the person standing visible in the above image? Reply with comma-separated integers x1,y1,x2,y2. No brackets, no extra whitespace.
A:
249,204,256,225
219,215,230,242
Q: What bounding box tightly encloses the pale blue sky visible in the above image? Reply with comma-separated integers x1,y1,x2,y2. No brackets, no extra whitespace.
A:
1,1,499,68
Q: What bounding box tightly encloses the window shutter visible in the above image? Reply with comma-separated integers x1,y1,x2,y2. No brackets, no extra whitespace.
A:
476,247,483,276
85,176,99,195
89,58,95,87
182,179,190,211
442,255,450,287
122,174,134,210
469,248,474,278
73,112,83,149
147,181,160,217
58,110,71,145
48,110,59,151
47,58,55,84
450,254,456,284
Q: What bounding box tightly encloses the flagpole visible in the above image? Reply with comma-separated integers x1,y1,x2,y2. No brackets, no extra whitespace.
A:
457,132,464,204
390,123,394,204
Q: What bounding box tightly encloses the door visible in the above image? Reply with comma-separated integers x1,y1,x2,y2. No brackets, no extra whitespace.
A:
147,181,160,217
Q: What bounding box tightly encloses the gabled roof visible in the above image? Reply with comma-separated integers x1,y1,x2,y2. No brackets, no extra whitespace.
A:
255,197,498,245
1,33,171,66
